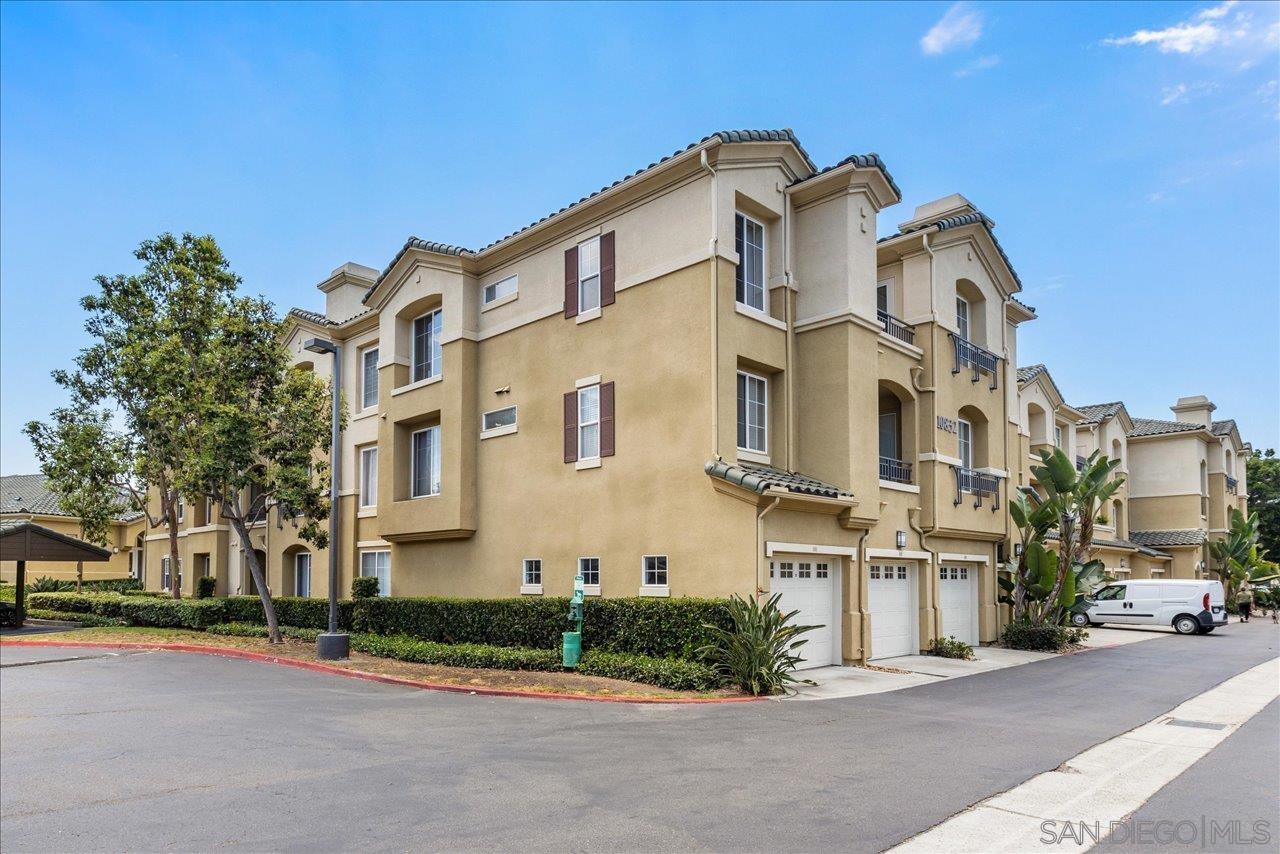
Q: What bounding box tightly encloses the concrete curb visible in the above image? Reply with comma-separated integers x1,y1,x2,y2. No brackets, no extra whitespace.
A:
0,639,761,705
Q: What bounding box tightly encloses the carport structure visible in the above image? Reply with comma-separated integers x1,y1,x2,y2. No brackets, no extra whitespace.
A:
1,520,111,626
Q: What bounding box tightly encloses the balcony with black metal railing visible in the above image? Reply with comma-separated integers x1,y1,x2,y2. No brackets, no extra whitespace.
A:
879,456,913,485
953,465,1002,510
877,309,915,346
1226,475,1238,494
949,333,1000,390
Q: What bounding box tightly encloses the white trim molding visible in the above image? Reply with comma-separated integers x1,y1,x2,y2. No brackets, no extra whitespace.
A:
766,541,859,558
865,548,932,562
938,552,990,564
919,453,964,466
879,480,920,494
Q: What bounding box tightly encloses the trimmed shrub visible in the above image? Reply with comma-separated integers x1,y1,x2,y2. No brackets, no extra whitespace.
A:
927,635,975,660
205,622,321,642
352,596,732,659
351,633,562,672
115,597,228,630
1000,621,1087,652
25,608,127,627
123,589,164,597
195,577,217,599
28,592,127,617
577,650,721,692
221,596,353,630
351,576,380,599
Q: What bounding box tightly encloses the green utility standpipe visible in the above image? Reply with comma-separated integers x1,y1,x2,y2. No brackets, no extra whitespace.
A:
563,574,585,668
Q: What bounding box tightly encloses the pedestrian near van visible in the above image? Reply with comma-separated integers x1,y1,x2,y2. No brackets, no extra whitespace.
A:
1235,586,1253,622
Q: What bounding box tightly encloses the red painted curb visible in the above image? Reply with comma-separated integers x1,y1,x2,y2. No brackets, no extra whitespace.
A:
0,639,761,705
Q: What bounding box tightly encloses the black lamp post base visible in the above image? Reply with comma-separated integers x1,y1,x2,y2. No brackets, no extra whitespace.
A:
317,632,350,660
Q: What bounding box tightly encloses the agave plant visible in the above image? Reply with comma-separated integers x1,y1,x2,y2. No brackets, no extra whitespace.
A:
698,593,818,696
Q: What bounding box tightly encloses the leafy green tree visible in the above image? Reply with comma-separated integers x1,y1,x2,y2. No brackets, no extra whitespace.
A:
1247,449,1280,561
1004,449,1123,626
178,293,337,643
24,234,239,597
1209,508,1263,603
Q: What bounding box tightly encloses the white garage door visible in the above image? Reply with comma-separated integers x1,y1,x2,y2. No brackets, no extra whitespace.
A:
869,563,917,660
770,558,836,670
939,565,978,647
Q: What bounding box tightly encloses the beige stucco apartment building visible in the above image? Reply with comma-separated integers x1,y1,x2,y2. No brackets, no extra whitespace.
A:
138,129,1252,665
0,474,146,583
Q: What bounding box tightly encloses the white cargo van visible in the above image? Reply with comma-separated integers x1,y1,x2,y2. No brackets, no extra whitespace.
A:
1071,579,1227,634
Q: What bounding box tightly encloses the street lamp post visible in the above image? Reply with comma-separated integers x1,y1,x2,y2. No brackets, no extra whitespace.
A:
303,337,349,660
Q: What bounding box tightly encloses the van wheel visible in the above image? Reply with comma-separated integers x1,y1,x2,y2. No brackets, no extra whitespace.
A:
1173,615,1200,635
1069,612,1090,628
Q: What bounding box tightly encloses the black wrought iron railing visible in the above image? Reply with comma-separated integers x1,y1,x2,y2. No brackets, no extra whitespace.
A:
879,456,913,484
949,333,999,390
953,465,1001,510
877,310,915,346
1226,476,1238,494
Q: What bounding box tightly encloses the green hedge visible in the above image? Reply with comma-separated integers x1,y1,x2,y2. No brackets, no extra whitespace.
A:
28,592,127,616
577,650,719,691
25,608,127,627
220,596,354,630
115,598,228,630
352,596,732,659
206,622,321,642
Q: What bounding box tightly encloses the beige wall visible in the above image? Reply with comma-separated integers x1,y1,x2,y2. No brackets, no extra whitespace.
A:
2,515,145,584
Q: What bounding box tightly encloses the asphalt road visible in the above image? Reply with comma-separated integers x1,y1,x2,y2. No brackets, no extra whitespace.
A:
2,623,1277,853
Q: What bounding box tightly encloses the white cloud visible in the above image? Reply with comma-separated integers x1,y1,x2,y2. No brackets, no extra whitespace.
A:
1104,1,1277,59
921,3,984,55
1160,81,1220,105
954,54,1001,77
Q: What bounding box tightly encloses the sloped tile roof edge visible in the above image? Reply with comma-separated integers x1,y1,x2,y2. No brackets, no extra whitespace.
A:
1128,529,1208,547
364,129,898,301
1129,418,1206,438
704,460,853,500
878,208,1024,289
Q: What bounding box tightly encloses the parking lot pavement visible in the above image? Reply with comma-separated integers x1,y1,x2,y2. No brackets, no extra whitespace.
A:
2,622,1276,853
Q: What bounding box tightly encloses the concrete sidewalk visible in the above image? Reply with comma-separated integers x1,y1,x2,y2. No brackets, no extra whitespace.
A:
789,626,1167,700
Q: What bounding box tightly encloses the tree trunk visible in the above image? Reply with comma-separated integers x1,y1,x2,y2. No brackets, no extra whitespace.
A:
166,493,182,600
226,504,281,644
76,561,83,594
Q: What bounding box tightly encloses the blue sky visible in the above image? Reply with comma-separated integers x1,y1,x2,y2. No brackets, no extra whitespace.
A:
2,1,1277,474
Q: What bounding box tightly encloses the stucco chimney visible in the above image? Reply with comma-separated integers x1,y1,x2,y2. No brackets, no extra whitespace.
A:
1170,395,1215,428
318,262,380,322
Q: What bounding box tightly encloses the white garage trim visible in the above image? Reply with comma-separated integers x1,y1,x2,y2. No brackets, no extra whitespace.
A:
766,541,858,558
868,561,920,660
769,553,843,669
938,552,989,564
865,548,932,562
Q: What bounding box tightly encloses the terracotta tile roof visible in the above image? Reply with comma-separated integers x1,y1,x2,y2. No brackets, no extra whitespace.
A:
880,209,1024,290
1129,418,1204,438
704,460,853,500
1129,529,1208,548
1076,402,1125,425
286,306,375,328
364,129,898,299
1210,419,1236,437
1017,364,1047,385
0,474,143,523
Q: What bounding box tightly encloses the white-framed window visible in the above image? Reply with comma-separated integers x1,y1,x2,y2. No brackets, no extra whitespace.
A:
200,555,212,577
579,557,600,587
481,406,517,436
736,371,768,454
161,556,182,590
294,552,311,597
955,296,970,341
483,274,518,306
359,550,390,596
577,385,601,461
410,425,441,498
877,278,893,314
360,346,379,409
176,498,184,523
735,213,766,311
957,418,973,469
523,558,542,586
1054,425,1063,449
578,237,601,314
642,555,668,587
359,446,378,508
411,309,442,383
879,411,900,461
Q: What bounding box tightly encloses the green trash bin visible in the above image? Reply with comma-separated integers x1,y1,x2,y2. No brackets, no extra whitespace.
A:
562,631,582,668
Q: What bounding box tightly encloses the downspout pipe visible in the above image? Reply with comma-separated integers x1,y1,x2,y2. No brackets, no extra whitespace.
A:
700,149,721,462
783,182,795,470
756,495,782,597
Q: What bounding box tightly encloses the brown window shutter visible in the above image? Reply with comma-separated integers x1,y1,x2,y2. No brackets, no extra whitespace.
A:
563,391,578,463
600,231,616,307
600,381,615,457
564,246,579,318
